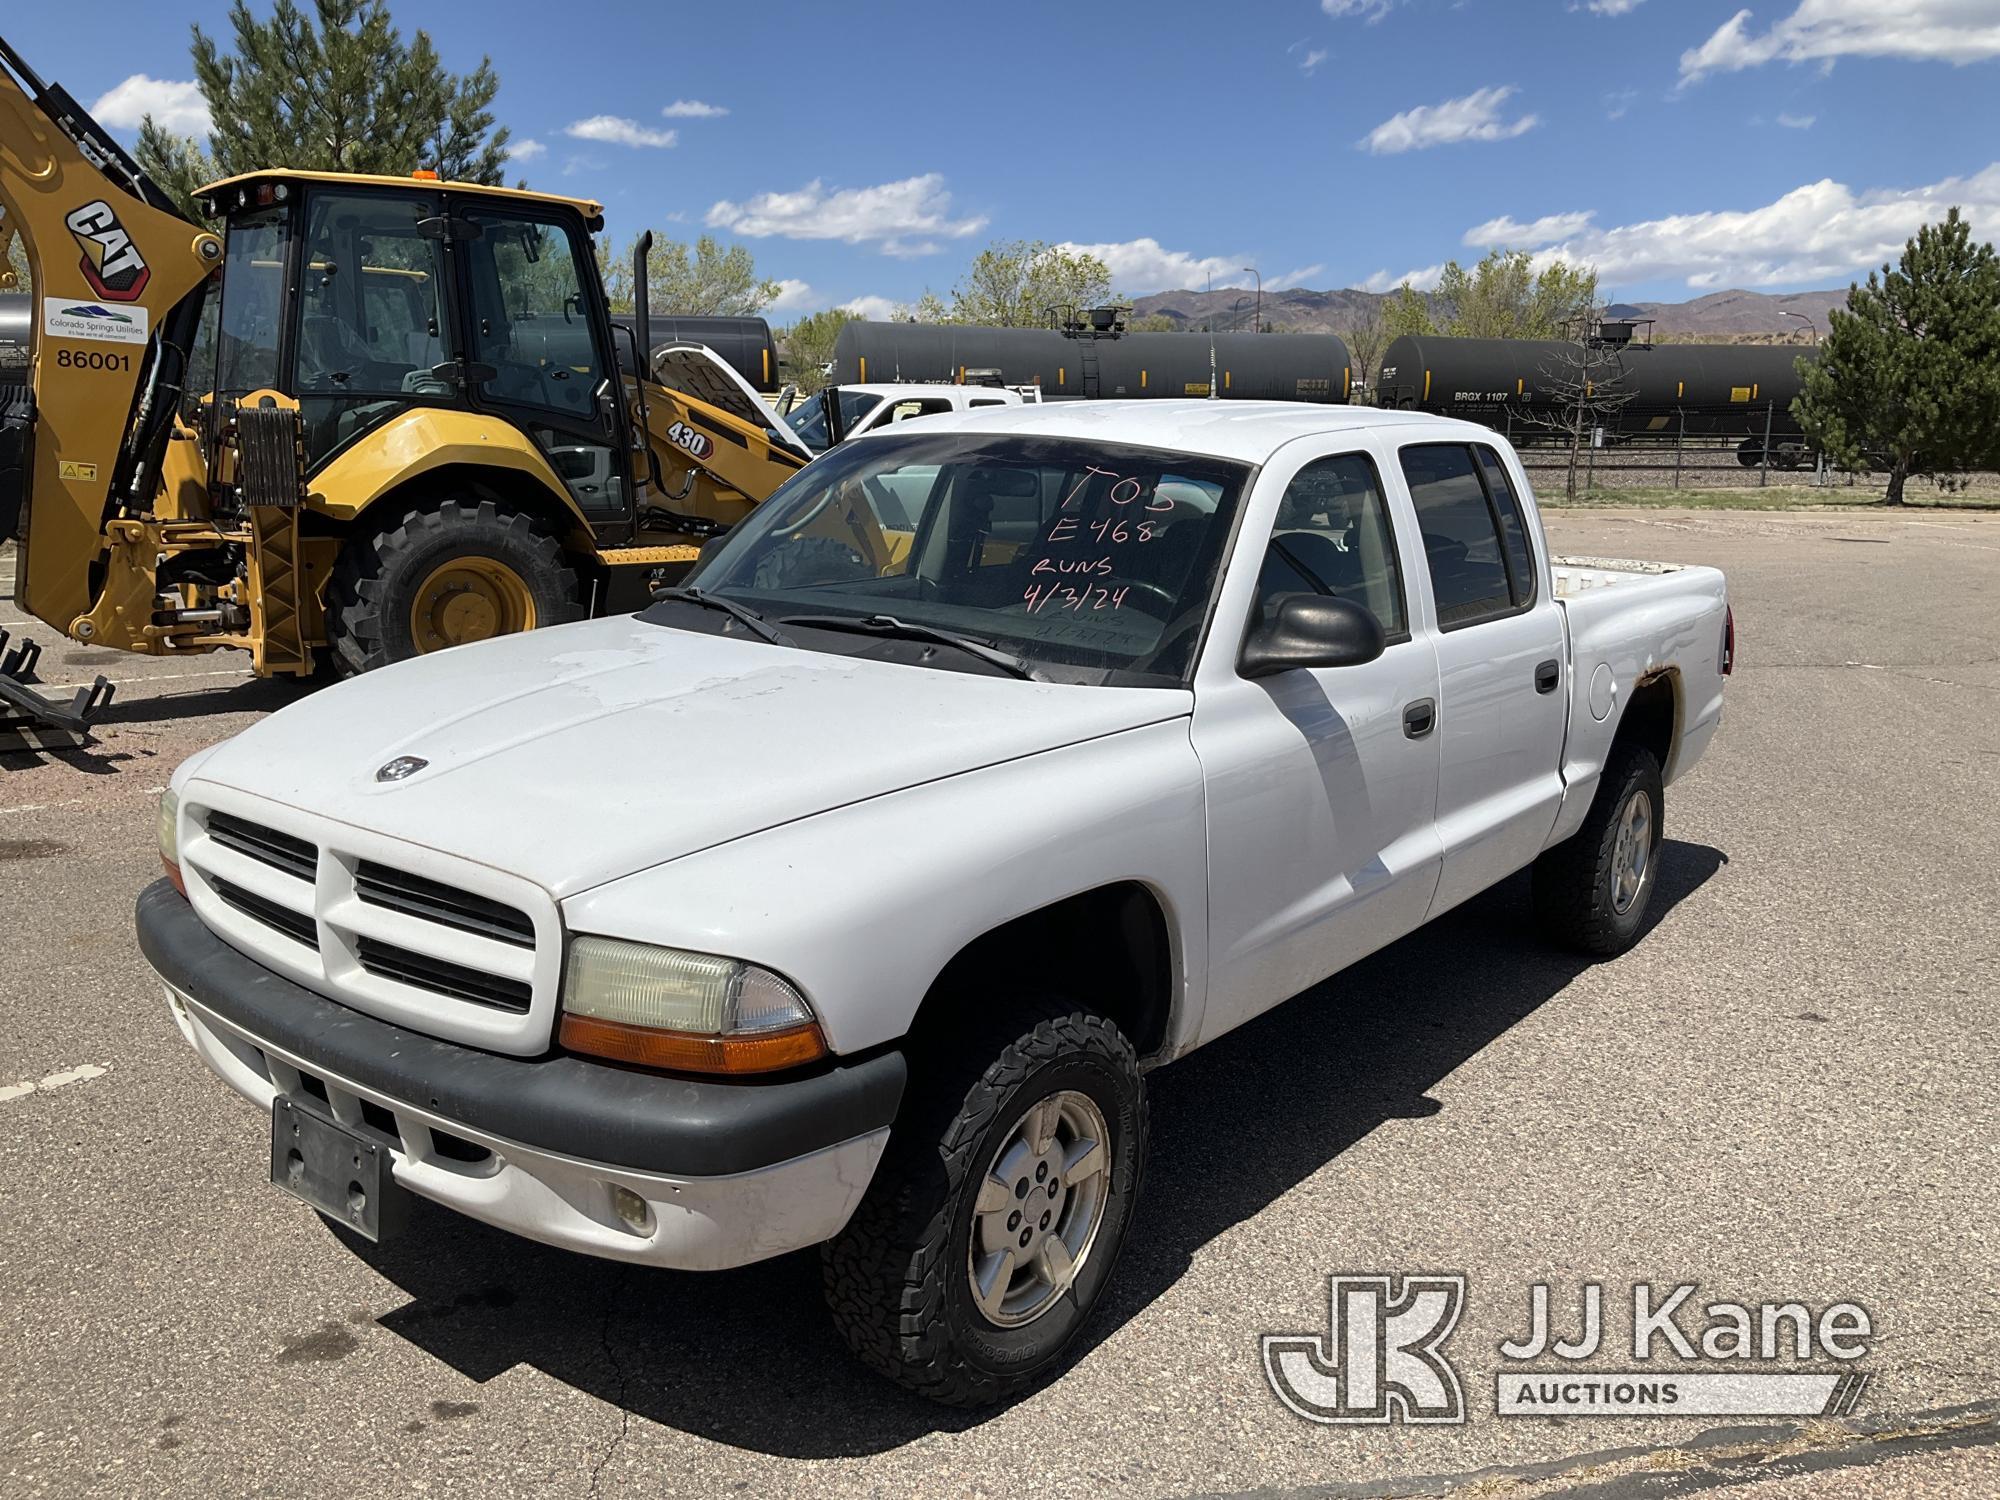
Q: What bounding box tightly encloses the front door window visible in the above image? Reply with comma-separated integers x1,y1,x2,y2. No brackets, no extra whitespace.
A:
291,190,452,465
462,211,626,518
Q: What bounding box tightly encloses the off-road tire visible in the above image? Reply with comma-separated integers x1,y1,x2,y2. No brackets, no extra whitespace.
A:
822,1004,1147,1407
1532,741,1665,957
325,499,581,677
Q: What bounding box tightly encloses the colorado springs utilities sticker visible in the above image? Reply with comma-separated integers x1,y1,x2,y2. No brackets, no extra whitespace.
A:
43,297,150,346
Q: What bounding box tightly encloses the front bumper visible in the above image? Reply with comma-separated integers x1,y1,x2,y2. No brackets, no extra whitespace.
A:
136,880,906,1269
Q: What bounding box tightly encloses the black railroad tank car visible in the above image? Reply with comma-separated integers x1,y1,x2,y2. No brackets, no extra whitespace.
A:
1376,334,1814,440
0,293,28,379
606,313,783,392
832,322,1354,404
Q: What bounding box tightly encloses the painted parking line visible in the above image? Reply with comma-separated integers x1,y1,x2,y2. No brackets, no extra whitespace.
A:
0,1062,110,1105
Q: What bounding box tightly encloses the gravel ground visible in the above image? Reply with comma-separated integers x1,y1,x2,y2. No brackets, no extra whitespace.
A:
2,509,1995,1498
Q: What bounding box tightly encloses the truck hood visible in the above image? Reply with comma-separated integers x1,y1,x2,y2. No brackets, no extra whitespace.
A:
187,616,1191,897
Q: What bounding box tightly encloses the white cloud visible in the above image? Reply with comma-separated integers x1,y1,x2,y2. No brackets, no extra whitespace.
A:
1361,85,1539,154
1501,162,2000,289
1299,48,1329,74
566,116,678,149
510,138,547,161
1322,0,1397,19
1583,0,1644,14
1777,111,1817,128
1464,209,1598,247
840,295,905,321
707,174,985,254
661,100,728,118
1270,263,1326,289
1052,237,1249,293
1681,1,2000,83
767,279,817,313
90,75,211,136
1361,264,1446,293
1604,88,1639,120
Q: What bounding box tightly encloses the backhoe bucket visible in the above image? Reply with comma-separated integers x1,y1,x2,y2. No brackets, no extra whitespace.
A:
0,383,26,543
0,626,113,748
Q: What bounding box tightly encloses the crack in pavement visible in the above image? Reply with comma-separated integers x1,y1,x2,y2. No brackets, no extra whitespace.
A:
586,1267,634,1499
1194,1397,2000,1500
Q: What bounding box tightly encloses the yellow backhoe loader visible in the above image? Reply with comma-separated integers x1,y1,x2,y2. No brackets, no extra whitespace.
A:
0,35,814,742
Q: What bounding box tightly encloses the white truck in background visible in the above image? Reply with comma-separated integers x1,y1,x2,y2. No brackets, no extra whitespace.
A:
139,401,1730,1406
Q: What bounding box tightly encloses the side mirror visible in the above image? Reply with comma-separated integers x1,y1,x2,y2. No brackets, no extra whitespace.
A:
1239,595,1386,678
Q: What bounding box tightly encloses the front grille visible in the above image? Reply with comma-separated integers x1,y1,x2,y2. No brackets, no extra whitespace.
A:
212,876,319,950
354,936,532,1013
207,811,317,883
355,861,534,947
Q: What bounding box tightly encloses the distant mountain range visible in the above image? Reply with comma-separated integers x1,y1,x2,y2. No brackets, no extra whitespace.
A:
1128,285,1849,341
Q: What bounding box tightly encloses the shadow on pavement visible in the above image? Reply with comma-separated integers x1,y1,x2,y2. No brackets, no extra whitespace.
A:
343,841,1727,1457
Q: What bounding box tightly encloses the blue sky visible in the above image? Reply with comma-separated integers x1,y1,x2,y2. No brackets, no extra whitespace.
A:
15,0,2000,316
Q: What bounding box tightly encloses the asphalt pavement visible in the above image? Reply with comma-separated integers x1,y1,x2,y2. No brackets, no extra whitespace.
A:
2,508,1996,1499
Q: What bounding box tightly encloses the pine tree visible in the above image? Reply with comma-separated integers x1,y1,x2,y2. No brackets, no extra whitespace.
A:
136,0,514,217
1795,209,2000,504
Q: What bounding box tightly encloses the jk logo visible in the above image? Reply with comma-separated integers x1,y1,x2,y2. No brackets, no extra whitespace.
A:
1263,1273,1468,1425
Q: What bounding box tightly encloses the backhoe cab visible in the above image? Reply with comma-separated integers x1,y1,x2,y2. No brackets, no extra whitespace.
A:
0,33,812,738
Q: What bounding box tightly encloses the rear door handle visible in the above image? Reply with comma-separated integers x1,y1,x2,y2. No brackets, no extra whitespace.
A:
1403,698,1436,739
1535,659,1561,694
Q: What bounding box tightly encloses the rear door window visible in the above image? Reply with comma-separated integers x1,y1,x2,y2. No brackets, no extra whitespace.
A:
1399,443,1534,629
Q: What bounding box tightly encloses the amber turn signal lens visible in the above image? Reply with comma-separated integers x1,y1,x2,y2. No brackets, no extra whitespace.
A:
163,858,186,898
558,1014,827,1075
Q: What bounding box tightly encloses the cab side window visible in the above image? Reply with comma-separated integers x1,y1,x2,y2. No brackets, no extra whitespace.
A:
1399,443,1535,629
1255,453,1407,640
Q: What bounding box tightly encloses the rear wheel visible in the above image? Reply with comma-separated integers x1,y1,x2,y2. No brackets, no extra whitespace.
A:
326,499,581,676
822,1004,1147,1406
1532,742,1664,956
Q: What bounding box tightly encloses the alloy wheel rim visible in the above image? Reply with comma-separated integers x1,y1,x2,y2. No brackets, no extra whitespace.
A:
410,557,537,652
967,1090,1111,1329
1611,788,1654,915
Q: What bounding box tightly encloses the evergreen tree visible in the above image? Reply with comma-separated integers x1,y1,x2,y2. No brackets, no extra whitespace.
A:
1795,209,2000,505
135,0,514,217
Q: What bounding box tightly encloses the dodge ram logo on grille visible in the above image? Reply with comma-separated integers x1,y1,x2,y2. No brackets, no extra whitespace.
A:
375,756,429,782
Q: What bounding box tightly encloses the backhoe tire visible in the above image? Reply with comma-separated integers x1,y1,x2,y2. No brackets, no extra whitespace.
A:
1532,742,1665,957
822,1003,1146,1407
326,499,581,676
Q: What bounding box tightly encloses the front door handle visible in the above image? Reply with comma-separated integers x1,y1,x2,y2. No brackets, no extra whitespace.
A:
1535,659,1561,694
1403,698,1436,739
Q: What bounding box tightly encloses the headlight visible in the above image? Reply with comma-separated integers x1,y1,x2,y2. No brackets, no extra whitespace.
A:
559,936,825,1075
158,787,184,895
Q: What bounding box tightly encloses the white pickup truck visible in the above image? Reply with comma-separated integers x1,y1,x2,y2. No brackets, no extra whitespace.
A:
139,402,1730,1406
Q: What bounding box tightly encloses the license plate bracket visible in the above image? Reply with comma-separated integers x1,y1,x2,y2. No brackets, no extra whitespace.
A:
270,1095,410,1243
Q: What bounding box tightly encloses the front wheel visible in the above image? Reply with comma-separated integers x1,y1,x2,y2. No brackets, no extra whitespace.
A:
1532,742,1665,956
822,1006,1147,1406
326,499,582,676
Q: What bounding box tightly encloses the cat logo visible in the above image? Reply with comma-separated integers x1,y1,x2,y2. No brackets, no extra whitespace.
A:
64,200,151,301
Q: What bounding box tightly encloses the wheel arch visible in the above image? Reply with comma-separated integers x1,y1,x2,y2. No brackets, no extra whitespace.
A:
1611,669,1681,780
907,881,1180,1068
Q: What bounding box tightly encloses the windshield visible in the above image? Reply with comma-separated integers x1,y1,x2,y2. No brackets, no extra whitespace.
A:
782,387,884,454
684,432,1250,686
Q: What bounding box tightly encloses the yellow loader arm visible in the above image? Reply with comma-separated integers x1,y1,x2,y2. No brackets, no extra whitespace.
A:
0,36,221,634
637,375,808,532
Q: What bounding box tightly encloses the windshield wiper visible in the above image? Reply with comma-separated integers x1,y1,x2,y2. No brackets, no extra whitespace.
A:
652,586,798,647
779,613,1045,682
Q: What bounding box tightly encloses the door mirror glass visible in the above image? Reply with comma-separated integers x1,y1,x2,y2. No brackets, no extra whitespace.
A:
1239,594,1386,678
